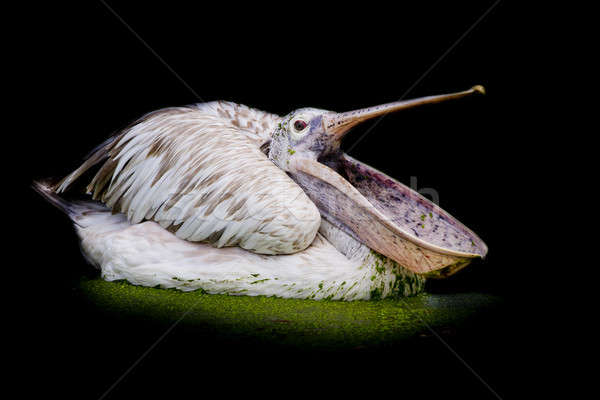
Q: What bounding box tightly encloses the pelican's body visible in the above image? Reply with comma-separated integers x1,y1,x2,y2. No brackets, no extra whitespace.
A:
38,194,423,300
36,89,487,300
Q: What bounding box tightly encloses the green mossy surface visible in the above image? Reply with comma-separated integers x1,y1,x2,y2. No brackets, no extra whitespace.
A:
80,278,501,349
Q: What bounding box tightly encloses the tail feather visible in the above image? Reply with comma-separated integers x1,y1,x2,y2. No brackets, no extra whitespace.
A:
32,180,79,219
33,180,108,223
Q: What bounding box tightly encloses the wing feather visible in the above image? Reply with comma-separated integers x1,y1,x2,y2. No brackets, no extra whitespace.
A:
56,101,321,254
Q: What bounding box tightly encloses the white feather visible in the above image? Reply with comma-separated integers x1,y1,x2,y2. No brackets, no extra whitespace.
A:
73,202,425,300
56,101,322,255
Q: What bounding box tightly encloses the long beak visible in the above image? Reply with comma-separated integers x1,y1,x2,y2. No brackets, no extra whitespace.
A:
288,85,488,277
322,85,485,140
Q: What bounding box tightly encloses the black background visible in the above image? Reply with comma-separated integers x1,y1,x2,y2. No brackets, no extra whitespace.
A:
12,1,564,399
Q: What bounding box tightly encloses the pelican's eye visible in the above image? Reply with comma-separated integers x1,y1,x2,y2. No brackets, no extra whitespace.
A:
293,120,307,131
290,117,309,140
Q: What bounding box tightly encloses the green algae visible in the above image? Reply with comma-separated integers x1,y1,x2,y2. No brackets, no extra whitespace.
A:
79,278,501,349
250,278,270,284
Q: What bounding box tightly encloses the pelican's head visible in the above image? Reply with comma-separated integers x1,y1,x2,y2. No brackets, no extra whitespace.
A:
268,86,488,276
269,85,485,169
268,107,333,167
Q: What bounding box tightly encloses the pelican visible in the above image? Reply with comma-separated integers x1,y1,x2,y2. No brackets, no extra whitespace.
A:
34,86,487,301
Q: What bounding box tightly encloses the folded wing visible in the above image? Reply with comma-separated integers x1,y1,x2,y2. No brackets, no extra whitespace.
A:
55,101,321,254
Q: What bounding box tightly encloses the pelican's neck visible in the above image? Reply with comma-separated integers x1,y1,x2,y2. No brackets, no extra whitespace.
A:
318,218,426,297
318,218,370,262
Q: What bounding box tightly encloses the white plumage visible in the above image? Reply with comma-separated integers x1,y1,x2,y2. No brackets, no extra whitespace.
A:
63,198,423,300
56,102,320,255
38,88,488,300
